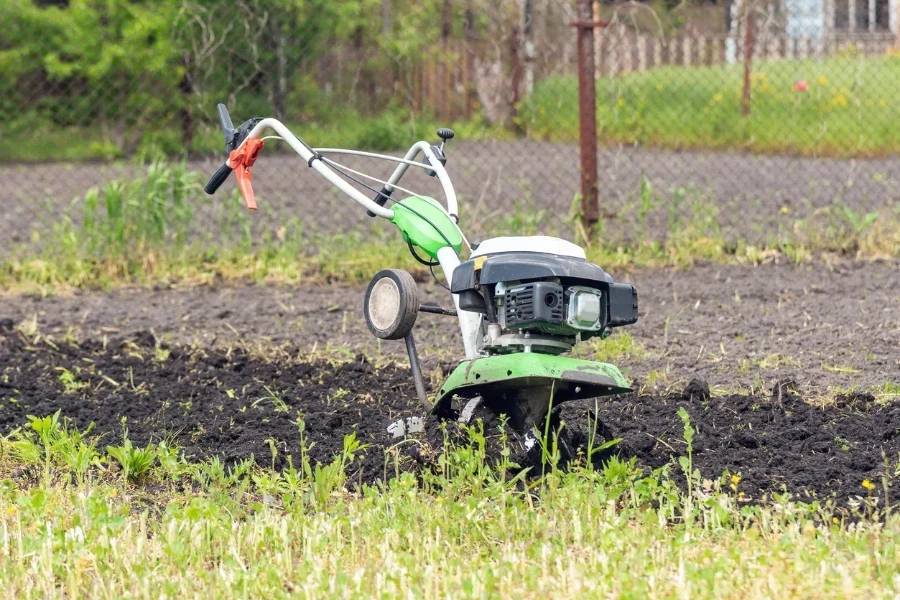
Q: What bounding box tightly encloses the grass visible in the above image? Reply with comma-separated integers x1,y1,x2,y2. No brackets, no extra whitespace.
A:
518,55,900,158
0,160,898,294
574,331,647,363
2,409,900,598
8,55,900,164
0,108,507,163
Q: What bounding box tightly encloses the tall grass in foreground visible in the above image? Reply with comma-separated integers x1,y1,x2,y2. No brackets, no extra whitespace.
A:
1,410,898,598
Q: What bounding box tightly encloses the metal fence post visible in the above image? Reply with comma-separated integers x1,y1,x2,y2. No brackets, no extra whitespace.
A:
741,9,755,117
573,0,600,230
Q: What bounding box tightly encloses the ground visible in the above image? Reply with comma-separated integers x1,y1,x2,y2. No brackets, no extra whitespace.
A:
2,260,897,508
5,260,896,391
2,142,899,597
3,141,898,246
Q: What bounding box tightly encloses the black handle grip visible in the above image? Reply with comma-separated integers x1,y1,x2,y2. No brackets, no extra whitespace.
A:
366,185,394,217
204,162,233,195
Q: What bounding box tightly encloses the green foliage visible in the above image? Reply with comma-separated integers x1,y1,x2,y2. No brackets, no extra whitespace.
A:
518,57,900,158
2,411,99,485
65,159,198,258
0,0,463,160
3,409,900,596
355,112,430,151
107,437,157,483
1,0,181,153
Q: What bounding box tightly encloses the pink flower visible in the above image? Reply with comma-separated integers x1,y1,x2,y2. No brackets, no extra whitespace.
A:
793,80,808,92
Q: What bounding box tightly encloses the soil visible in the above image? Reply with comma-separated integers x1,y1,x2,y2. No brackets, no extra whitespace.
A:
1,321,896,507
4,260,897,392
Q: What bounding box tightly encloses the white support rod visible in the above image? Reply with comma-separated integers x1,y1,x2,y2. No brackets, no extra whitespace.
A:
381,142,459,221
239,118,395,219
437,246,481,359
312,148,433,170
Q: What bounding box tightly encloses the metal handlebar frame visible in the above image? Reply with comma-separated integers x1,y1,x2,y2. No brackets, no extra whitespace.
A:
232,118,459,221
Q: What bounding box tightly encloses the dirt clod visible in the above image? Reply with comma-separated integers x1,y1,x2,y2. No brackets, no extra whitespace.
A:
681,379,711,402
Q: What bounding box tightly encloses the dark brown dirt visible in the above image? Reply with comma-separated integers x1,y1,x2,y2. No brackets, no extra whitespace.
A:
3,260,897,392
1,322,896,507
577,380,900,506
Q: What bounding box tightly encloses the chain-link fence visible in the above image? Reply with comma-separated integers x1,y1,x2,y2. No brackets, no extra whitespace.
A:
2,0,898,258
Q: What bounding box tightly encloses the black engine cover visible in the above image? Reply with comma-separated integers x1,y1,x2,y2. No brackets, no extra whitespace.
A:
451,252,611,293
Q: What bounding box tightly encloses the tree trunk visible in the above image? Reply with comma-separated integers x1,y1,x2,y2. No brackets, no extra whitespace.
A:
179,54,194,153
273,13,289,121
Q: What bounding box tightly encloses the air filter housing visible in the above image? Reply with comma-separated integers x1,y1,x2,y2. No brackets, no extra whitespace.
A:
504,282,564,330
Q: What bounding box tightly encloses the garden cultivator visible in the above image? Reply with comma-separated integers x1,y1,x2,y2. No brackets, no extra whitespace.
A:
204,104,638,434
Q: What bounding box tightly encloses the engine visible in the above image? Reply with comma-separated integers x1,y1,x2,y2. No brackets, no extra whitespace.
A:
450,238,638,355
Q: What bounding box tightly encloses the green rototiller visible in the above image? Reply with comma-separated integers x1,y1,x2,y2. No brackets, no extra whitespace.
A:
203,105,638,436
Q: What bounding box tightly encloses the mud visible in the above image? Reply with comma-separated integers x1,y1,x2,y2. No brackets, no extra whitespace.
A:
1,323,896,507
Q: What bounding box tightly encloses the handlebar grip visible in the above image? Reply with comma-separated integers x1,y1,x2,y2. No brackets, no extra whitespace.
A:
366,185,394,217
204,162,233,195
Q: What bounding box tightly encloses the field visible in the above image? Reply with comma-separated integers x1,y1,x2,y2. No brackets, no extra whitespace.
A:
519,56,900,157
0,145,898,598
6,0,900,594
1,253,899,597
2,56,900,600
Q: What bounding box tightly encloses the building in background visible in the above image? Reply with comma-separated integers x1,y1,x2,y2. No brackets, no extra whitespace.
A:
725,0,898,61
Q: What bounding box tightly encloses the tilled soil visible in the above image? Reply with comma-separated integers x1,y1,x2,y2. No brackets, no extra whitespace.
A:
1,323,896,507
4,260,898,392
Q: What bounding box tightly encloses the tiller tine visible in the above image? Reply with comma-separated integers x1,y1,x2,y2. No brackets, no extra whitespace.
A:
433,354,631,431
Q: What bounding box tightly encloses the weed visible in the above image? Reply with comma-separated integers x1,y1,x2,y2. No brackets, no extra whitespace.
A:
253,386,290,413
676,406,699,526
576,331,646,363
875,382,900,403
2,408,900,597
106,423,157,482
56,367,87,394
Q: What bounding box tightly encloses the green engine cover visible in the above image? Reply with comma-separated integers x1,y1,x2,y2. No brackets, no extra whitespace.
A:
432,353,631,428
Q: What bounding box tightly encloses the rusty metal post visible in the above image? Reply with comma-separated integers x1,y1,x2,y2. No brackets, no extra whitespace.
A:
509,25,522,123
573,0,600,229
741,9,754,117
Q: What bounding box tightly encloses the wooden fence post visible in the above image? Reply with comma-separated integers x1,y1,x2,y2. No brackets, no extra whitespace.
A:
638,34,647,71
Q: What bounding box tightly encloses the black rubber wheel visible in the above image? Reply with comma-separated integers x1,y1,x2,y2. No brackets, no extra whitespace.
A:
364,269,420,340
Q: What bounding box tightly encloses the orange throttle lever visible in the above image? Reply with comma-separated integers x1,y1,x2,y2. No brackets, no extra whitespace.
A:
228,138,265,210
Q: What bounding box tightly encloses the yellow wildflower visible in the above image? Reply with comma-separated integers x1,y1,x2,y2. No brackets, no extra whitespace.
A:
862,479,876,491
818,76,828,86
